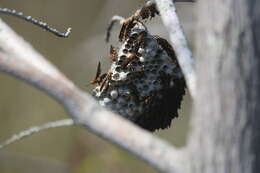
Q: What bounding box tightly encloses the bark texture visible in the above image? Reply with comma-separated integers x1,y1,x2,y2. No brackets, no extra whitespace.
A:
187,0,260,173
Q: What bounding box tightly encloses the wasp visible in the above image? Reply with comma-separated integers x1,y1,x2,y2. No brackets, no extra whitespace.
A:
105,1,159,43
90,63,113,92
109,45,118,62
105,0,194,43
121,53,137,68
118,2,158,42
90,62,107,85
100,72,113,92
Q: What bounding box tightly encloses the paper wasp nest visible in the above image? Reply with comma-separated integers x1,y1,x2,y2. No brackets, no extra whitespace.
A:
92,24,185,131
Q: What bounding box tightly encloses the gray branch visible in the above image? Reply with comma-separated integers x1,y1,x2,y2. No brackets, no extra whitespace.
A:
0,18,186,173
155,0,196,98
0,119,74,149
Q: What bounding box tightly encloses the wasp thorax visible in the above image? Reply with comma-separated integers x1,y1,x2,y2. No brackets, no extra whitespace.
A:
92,26,185,131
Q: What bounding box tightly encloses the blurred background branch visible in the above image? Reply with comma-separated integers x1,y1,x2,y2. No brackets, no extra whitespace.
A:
0,119,74,149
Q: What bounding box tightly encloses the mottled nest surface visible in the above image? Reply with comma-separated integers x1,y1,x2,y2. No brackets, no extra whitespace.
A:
92,25,186,131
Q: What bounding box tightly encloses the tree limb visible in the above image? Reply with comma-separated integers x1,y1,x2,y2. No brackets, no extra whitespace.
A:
0,18,186,173
155,0,196,98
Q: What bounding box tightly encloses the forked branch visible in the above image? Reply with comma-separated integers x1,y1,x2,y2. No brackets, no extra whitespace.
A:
0,18,185,173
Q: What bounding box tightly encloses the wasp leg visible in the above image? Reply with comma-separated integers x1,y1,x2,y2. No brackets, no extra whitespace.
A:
118,22,127,42
109,45,118,62
90,61,102,84
98,73,108,85
100,76,108,91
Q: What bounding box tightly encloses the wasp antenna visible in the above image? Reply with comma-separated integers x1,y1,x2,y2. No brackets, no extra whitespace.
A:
0,8,71,38
106,15,125,43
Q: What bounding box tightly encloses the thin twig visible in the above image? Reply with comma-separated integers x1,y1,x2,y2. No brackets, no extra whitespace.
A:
0,119,74,149
0,8,71,38
0,18,185,173
155,0,196,98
